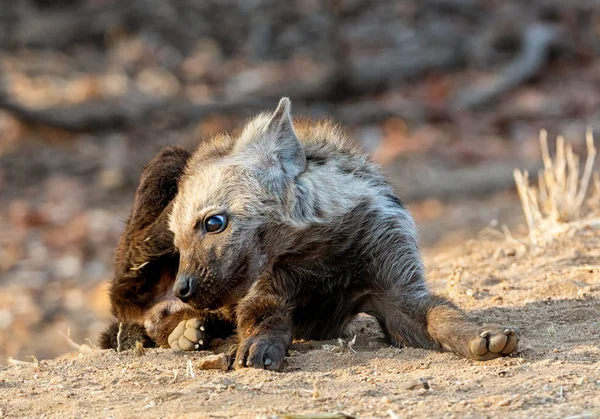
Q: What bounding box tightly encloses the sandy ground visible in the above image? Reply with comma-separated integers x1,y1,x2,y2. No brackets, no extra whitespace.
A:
1,222,599,419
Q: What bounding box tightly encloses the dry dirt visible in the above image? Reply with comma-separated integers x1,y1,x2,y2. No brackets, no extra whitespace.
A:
1,222,599,419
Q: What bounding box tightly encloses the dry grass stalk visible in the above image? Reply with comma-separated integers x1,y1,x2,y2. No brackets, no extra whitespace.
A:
186,359,195,378
59,328,94,354
116,322,123,353
514,129,597,239
590,172,600,208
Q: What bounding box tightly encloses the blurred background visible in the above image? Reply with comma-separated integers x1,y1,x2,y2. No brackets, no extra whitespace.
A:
1,0,599,364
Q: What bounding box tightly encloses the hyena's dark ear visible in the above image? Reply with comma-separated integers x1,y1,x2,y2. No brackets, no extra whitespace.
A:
265,97,306,179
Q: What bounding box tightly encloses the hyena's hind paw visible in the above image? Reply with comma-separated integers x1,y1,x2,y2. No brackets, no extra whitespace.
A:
468,328,518,360
168,318,211,351
426,303,518,361
98,321,156,350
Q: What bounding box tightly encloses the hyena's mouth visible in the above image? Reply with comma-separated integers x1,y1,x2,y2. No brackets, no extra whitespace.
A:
188,259,250,309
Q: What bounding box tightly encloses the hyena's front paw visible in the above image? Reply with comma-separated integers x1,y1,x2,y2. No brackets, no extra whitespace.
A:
234,335,286,371
168,318,211,351
468,328,518,360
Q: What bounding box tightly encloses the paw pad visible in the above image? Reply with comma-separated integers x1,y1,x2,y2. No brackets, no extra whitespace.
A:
168,318,209,351
469,328,517,360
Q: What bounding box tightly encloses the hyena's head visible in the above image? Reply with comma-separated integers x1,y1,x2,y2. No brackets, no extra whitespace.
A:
169,98,306,309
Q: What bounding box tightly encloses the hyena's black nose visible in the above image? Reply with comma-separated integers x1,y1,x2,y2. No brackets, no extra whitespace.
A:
173,274,195,302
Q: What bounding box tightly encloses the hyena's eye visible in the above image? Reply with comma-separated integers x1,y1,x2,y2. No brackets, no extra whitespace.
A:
204,214,227,234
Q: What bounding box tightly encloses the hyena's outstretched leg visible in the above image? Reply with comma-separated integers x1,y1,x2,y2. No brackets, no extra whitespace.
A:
367,288,517,360
100,146,235,350
364,271,517,360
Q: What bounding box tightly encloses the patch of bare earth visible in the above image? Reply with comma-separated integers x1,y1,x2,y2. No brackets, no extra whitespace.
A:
1,225,599,419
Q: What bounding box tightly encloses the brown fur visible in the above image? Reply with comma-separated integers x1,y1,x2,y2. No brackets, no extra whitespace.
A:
167,98,518,370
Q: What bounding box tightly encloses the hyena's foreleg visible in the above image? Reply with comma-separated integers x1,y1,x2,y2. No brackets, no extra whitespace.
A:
233,280,294,371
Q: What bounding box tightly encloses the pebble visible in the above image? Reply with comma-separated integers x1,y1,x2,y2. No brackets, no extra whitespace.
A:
375,347,402,358
515,245,528,258
493,248,505,260
197,353,229,371
398,378,429,391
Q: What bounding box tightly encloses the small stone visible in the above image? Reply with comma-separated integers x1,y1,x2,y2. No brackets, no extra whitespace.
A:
465,289,474,297
515,245,527,258
497,399,511,407
376,347,402,358
398,378,429,391
48,376,63,385
381,396,392,404
197,353,229,371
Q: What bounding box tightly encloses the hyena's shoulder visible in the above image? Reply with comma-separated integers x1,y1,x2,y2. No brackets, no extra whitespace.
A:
294,118,359,157
294,118,388,187
286,118,403,226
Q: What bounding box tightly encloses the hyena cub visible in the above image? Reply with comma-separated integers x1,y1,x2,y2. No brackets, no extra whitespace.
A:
167,98,517,370
100,97,517,370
